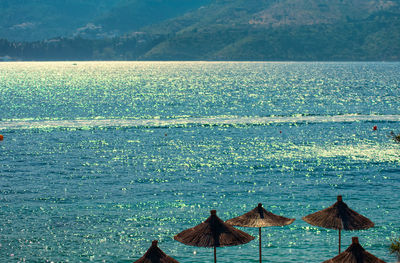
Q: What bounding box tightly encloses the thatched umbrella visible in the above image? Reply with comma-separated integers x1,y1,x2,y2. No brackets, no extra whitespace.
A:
322,237,387,263
226,203,295,263
303,196,374,254
174,210,255,263
134,240,180,263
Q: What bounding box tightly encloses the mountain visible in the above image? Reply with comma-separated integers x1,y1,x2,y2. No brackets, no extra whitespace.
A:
0,0,117,41
94,0,211,35
1,0,400,60
0,0,210,41
139,0,400,60
143,0,399,34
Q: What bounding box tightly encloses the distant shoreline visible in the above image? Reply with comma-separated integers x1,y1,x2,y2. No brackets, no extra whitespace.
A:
1,60,400,63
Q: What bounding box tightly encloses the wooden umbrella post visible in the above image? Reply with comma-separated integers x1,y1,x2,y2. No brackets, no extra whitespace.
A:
259,227,262,263
338,229,341,254
214,246,217,263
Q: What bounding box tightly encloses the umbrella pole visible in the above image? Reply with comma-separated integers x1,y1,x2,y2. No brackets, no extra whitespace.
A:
259,227,262,263
214,246,217,263
338,229,341,254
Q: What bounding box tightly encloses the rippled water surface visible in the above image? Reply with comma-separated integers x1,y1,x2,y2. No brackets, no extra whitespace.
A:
0,62,400,262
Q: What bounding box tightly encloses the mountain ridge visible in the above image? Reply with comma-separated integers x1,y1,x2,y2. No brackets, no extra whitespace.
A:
0,0,211,41
138,0,400,60
1,0,400,60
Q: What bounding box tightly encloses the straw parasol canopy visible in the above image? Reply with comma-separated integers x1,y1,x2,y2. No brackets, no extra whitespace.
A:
322,237,387,263
226,203,295,227
303,196,374,254
226,203,295,263
134,240,180,263
174,210,255,263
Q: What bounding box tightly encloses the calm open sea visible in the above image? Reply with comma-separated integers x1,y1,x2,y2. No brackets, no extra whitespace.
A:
0,62,399,262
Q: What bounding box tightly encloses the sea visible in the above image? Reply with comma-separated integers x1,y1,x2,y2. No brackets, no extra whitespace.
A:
0,61,399,263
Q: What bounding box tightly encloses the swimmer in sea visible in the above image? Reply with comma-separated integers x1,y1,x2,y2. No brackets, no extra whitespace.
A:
390,131,400,143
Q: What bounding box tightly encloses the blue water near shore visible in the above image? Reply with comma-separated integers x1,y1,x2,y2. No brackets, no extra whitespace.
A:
0,62,399,262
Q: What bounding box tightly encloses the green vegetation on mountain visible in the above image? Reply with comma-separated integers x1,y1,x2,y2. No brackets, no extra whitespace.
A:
0,0,117,41
1,0,400,60
142,10,400,61
95,0,211,34
0,0,210,41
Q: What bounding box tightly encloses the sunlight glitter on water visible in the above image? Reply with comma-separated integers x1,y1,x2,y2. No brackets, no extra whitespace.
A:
1,114,400,130
1,62,399,262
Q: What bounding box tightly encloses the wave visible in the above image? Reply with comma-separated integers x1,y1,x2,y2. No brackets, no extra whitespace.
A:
1,114,400,130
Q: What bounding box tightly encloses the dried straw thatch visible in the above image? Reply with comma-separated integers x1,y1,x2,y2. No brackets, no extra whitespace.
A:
134,240,180,263
303,196,374,254
174,210,254,263
226,203,295,263
174,210,254,248
303,196,374,231
322,237,386,263
226,203,295,227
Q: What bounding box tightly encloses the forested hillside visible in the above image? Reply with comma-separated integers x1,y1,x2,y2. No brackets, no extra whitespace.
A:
0,0,210,41
1,0,399,61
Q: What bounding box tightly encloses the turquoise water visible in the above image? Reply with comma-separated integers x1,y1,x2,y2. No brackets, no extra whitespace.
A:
0,62,399,262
